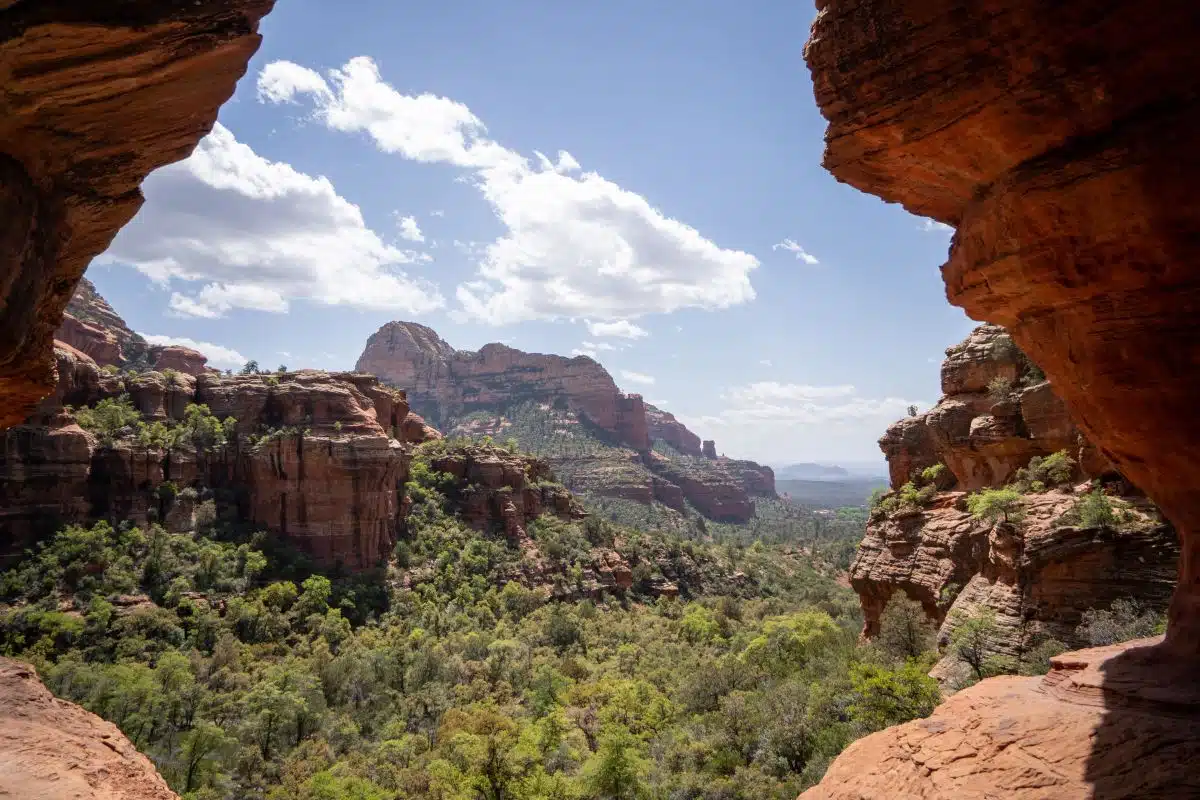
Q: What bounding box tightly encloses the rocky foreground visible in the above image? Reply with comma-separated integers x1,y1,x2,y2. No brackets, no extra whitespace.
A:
802,637,1200,799
0,658,180,800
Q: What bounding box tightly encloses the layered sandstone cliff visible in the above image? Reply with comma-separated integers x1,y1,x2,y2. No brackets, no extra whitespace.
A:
856,325,1177,666
356,321,775,522
880,324,1107,490
0,1,275,427
57,278,216,376
0,658,181,800
0,344,438,570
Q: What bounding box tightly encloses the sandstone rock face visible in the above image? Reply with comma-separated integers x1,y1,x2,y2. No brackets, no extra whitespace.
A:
57,278,216,377
880,325,1106,491
357,322,653,450
0,657,180,799
357,321,775,521
646,405,702,456
800,638,1200,800
702,440,717,459
853,489,1177,662
429,446,586,541
0,3,275,426
805,0,1200,650
0,349,438,571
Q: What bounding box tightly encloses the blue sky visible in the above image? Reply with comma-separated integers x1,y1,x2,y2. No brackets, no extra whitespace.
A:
87,0,974,466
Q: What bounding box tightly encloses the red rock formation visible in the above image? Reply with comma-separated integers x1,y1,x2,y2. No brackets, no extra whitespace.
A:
152,346,213,377
853,489,1177,659
800,638,1200,799
880,325,1104,491
428,445,586,540
357,321,652,449
0,348,440,571
0,3,275,427
0,658,181,799
56,278,216,376
646,405,702,456
643,451,754,523
805,0,1200,652
701,440,717,459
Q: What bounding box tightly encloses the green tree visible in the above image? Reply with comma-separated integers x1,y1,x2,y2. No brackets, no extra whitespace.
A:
1076,488,1117,528
241,360,260,375
177,722,234,793
581,725,649,800
876,594,935,662
741,611,841,677
75,396,141,445
966,488,1025,524
950,609,1002,681
847,661,940,732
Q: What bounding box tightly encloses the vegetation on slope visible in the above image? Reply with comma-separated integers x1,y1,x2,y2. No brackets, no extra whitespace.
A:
0,444,939,800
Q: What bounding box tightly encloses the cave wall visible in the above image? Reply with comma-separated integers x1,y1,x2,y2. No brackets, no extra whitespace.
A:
805,0,1200,651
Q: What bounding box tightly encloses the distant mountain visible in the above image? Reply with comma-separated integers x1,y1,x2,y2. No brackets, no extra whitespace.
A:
775,462,851,481
356,321,776,523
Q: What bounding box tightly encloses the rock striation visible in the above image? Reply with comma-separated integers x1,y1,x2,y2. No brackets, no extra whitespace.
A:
803,0,1200,794
356,321,775,521
0,1,275,427
879,325,1107,491
854,489,1177,668
57,278,216,376
805,0,1200,652
0,345,439,571
0,658,181,800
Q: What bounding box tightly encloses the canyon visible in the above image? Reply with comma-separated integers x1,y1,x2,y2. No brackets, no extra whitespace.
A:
357,320,776,523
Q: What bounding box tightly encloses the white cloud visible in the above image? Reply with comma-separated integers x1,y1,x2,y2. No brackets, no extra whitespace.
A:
571,347,597,359
97,123,444,319
396,214,425,242
759,359,773,367
581,340,616,351
140,334,247,370
772,238,819,265
679,382,927,463
620,370,655,386
920,218,954,234
431,209,445,217
585,319,648,339
258,57,758,325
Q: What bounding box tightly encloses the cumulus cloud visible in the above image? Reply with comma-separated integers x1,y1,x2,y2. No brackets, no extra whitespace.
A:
620,370,656,386
571,347,597,359
97,123,444,319
679,382,926,463
396,214,425,242
585,319,648,339
140,334,247,370
920,218,954,234
258,57,758,325
759,359,773,367
772,238,819,265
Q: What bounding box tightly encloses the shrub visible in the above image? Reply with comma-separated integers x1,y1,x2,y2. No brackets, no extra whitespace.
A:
987,375,1014,400
1077,599,1166,647
966,487,1025,524
1013,450,1075,492
848,661,940,732
949,608,1004,681
1076,488,1117,528
906,404,919,418
919,463,946,486
161,368,180,387
75,396,141,446
265,375,280,388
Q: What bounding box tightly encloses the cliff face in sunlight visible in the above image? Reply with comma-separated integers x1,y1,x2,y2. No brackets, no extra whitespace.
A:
803,0,1200,796
356,320,776,522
